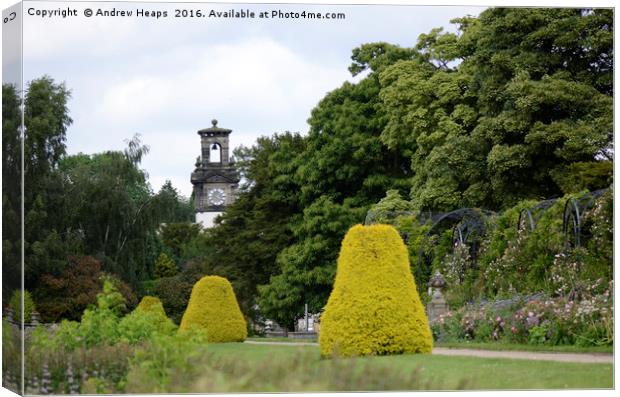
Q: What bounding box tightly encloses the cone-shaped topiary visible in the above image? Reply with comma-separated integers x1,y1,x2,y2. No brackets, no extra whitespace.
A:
136,296,167,317
179,275,247,342
319,224,433,357
119,296,177,344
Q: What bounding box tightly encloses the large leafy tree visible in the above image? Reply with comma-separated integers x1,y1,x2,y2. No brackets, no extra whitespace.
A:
2,77,78,295
296,43,415,207
23,77,77,281
2,83,23,298
57,136,167,285
156,180,194,223
24,76,71,180
379,8,613,210
254,10,613,326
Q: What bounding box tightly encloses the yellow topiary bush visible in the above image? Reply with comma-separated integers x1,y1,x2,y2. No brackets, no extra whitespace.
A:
179,275,247,342
119,296,177,343
319,224,433,357
136,296,167,316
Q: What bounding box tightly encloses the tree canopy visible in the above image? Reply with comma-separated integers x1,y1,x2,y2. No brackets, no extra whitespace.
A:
379,8,612,210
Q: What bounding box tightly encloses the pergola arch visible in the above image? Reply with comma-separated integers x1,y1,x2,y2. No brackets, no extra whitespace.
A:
562,189,608,250
517,198,558,233
415,208,493,289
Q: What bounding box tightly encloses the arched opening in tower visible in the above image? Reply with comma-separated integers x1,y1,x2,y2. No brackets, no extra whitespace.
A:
209,143,221,163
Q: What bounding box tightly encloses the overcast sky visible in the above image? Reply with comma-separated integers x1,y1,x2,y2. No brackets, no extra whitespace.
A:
11,0,485,197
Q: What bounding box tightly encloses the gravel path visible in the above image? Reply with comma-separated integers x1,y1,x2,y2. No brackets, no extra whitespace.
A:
431,347,612,364
244,341,613,364
246,340,318,347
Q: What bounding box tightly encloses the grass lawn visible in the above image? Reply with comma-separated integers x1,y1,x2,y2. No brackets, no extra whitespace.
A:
206,342,613,391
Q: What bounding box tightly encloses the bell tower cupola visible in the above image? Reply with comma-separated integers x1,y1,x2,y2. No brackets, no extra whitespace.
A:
190,119,240,228
200,119,232,165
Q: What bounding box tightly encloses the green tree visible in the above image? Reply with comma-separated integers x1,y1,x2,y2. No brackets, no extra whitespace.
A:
58,136,164,285
160,222,202,261
378,8,613,210
154,275,195,325
296,52,412,207
157,180,194,223
3,77,79,296
24,76,71,177
24,77,77,277
154,253,178,279
2,83,22,299
550,161,613,194
97,274,128,315
179,275,247,342
9,290,36,324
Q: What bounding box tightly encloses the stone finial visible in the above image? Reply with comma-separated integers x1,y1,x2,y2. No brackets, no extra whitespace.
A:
429,271,447,289
426,271,448,323
31,311,41,325
212,119,218,127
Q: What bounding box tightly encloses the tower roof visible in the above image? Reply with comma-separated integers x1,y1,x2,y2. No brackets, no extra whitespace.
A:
198,119,232,136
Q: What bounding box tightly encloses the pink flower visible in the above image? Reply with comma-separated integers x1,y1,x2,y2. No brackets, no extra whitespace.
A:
511,326,518,334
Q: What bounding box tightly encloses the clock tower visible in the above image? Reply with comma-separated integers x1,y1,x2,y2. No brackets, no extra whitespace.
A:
191,119,240,228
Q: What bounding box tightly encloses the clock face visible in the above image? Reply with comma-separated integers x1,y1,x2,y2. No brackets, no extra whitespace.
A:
207,188,226,206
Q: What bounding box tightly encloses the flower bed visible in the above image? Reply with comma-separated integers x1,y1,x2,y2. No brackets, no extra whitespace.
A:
431,281,613,347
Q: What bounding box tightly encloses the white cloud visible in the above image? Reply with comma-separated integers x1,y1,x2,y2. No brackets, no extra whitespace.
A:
98,76,173,120
95,37,347,124
141,130,197,197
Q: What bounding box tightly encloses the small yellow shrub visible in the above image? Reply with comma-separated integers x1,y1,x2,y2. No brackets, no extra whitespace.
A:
319,224,433,357
136,296,167,317
179,276,247,342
